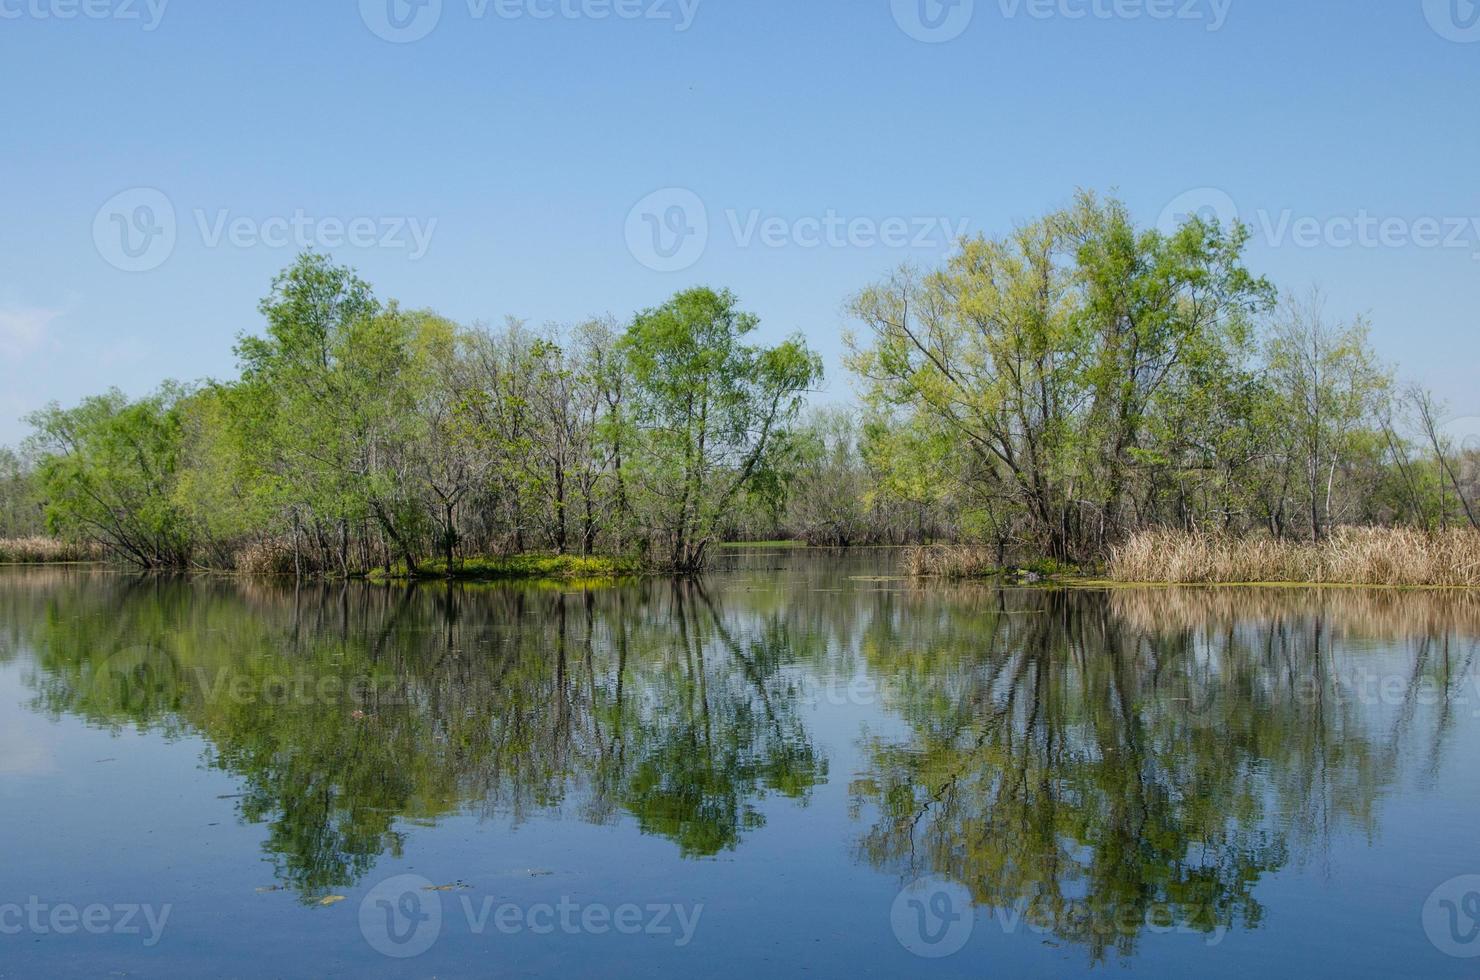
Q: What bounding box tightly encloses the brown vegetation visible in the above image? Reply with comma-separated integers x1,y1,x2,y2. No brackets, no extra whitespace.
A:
903,544,1003,579
0,537,102,564
1109,528,1480,587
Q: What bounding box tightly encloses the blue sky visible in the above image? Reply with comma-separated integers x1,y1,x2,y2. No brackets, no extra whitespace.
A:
2,0,1478,446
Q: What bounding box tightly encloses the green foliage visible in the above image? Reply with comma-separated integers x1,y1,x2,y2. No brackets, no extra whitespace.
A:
846,192,1417,559
0,447,43,537
227,253,437,571
10,204,1464,572
25,385,194,567
622,287,822,570
371,553,636,581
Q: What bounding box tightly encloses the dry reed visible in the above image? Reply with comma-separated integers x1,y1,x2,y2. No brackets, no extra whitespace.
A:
232,538,301,577
0,537,101,564
1110,528,1480,588
903,544,1001,579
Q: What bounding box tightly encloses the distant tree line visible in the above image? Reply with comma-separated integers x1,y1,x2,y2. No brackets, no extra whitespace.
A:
14,257,819,573
4,193,1476,571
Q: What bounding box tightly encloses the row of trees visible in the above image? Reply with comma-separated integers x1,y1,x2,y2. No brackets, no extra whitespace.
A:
5,192,1476,571
835,192,1477,561
18,255,820,572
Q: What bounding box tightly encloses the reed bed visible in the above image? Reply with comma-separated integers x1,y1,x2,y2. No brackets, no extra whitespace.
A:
1110,528,1480,588
0,537,101,564
232,538,300,577
903,544,1001,579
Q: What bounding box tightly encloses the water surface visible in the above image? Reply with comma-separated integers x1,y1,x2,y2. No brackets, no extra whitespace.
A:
3,551,1479,977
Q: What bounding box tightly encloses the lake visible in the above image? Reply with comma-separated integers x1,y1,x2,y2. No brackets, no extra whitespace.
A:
3,549,1479,977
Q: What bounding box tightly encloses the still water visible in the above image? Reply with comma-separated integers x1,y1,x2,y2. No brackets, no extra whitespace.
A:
2,549,1479,978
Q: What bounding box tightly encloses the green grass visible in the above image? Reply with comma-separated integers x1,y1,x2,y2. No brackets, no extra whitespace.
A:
369,554,638,583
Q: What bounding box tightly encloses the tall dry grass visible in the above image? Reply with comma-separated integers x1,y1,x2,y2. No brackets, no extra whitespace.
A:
232,538,300,577
1110,528,1480,587
0,537,102,564
903,544,1001,579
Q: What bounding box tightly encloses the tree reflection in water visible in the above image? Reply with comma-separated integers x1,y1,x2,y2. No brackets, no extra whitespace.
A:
4,566,1474,961
8,573,826,899
850,586,1476,961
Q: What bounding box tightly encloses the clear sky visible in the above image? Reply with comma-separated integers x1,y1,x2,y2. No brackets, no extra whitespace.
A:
2,0,1478,447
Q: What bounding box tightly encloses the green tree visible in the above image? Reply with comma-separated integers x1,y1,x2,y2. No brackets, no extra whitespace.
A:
623,287,821,571
1266,291,1391,539
25,385,194,567
0,447,44,537
229,253,435,573
848,193,1275,560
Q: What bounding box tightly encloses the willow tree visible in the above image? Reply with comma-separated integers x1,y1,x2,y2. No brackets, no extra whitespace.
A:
228,253,437,574
25,384,195,567
622,287,821,572
847,193,1273,561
